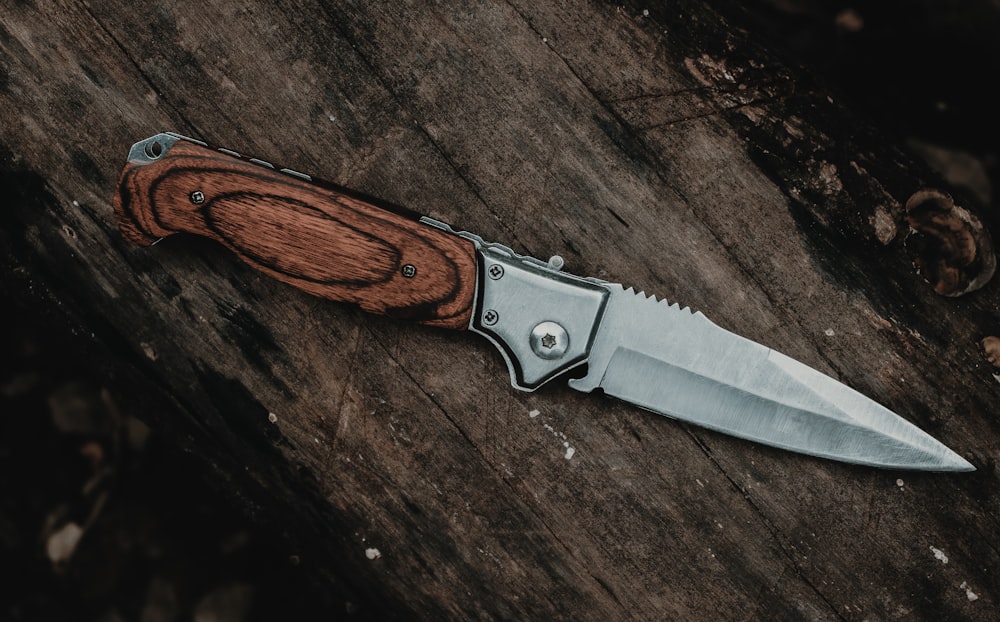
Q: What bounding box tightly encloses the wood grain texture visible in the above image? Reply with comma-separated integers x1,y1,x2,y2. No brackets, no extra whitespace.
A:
114,140,477,329
1,0,998,619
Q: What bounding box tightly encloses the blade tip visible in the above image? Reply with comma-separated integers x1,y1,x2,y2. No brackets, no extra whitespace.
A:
920,452,975,473
946,457,976,473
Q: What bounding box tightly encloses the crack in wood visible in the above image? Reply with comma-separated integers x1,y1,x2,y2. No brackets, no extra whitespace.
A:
631,93,790,132
78,3,205,140
325,317,365,468
685,428,848,621
310,2,522,249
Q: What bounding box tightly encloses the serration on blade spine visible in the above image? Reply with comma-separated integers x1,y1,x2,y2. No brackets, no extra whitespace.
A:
618,284,698,315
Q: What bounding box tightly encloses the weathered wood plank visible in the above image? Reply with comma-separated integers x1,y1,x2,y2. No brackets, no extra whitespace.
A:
1,0,997,619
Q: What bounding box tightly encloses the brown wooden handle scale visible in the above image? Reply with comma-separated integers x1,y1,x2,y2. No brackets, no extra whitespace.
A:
113,134,477,329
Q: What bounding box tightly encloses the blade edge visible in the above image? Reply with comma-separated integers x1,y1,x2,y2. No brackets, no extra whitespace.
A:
568,285,973,471
590,345,973,471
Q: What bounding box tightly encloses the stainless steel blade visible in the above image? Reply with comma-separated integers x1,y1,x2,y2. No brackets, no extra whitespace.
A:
568,286,974,471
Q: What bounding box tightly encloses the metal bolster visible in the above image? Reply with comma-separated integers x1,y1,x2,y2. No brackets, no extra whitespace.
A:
421,217,610,391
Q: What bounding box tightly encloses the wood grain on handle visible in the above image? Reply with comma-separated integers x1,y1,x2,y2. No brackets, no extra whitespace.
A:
113,139,477,329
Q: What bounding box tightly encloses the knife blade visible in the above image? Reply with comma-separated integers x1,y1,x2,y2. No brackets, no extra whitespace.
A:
113,132,974,472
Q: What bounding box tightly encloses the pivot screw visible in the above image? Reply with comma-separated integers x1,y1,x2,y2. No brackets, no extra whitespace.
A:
488,264,505,280
190,190,205,205
483,309,499,326
401,264,416,278
530,321,568,360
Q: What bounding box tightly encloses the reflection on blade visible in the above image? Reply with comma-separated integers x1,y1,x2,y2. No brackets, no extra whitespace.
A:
568,286,973,471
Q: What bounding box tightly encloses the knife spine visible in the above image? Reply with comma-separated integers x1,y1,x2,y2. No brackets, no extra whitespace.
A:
421,216,612,288
421,217,552,268
139,133,427,222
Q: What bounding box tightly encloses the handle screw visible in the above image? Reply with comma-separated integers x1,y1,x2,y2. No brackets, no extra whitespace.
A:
190,191,205,205
530,321,568,359
483,309,499,326
488,264,505,280
401,264,416,278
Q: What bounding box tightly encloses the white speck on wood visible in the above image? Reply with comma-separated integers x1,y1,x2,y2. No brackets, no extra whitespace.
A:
268,412,278,424
960,581,979,601
896,479,904,488
140,342,158,361
365,547,381,560
824,328,835,337
46,522,84,565
530,411,575,460
930,546,948,564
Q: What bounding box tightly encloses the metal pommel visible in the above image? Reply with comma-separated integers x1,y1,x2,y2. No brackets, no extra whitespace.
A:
126,132,203,164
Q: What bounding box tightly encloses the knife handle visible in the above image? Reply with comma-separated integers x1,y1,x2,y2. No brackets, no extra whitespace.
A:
112,134,477,329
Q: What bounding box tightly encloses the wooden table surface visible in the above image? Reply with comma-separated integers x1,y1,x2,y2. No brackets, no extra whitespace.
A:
2,1,997,619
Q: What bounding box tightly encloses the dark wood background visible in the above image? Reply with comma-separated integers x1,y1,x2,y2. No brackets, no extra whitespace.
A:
2,1,998,619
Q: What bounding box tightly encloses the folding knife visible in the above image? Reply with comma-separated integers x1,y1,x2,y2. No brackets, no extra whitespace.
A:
113,132,973,472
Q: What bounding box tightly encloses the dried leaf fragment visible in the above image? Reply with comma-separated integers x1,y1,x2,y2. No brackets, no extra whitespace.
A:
905,189,995,296
980,336,1000,367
